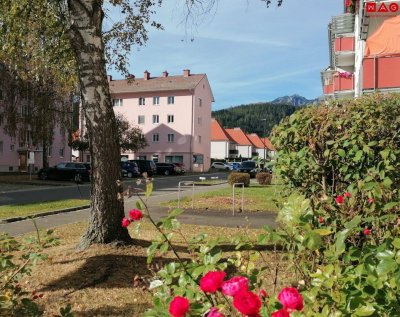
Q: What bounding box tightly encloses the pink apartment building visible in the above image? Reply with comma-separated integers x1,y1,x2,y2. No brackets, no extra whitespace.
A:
322,0,400,99
109,69,214,172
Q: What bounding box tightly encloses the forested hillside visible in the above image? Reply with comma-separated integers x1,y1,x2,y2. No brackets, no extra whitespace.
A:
212,103,298,136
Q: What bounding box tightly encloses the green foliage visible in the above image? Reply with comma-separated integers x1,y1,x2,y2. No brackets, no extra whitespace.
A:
213,102,298,136
228,172,250,187
256,172,272,185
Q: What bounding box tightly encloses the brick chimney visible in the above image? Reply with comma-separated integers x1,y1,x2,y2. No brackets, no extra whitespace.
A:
144,70,150,80
183,69,190,77
162,71,169,77
107,75,112,82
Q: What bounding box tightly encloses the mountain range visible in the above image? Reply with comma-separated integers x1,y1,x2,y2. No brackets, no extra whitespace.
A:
271,94,318,107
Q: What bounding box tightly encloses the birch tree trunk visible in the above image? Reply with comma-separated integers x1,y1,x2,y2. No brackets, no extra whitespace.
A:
67,0,131,248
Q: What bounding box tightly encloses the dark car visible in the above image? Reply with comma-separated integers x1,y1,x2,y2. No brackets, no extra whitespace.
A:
129,159,157,176
172,163,186,174
38,162,90,183
238,160,260,178
155,162,179,175
120,161,140,178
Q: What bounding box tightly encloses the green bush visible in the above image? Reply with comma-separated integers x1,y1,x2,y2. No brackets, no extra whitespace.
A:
256,172,271,185
227,172,250,187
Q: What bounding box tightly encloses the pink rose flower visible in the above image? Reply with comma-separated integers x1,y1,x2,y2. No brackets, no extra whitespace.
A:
128,209,143,221
368,198,374,204
169,296,189,317
207,307,225,317
363,227,371,235
233,290,262,315
344,192,351,198
199,271,226,293
271,308,290,317
319,217,325,224
221,276,248,297
335,195,344,205
277,287,304,311
121,217,131,227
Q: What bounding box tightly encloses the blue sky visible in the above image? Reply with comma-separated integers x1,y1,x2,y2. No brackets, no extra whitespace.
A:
108,0,342,111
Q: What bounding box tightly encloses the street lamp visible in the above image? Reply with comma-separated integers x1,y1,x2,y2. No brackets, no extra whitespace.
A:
261,118,267,169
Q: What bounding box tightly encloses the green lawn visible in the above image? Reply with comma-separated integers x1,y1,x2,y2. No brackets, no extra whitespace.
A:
162,183,283,212
0,199,90,219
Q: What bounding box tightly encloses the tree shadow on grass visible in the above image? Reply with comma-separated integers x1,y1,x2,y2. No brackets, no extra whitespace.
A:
78,303,149,317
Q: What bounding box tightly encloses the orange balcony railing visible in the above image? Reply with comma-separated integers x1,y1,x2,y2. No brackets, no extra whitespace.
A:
363,55,400,90
335,36,355,52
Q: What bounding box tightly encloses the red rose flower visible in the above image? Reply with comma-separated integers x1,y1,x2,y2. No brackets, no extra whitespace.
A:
169,296,189,317
344,192,351,198
258,289,268,299
335,195,344,205
128,209,143,221
200,271,226,293
363,227,371,235
121,217,131,227
319,217,324,224
271,308,290,317
221,276,248,297
277,287,304,311
233,290,262,315
368,198,374,204
207,307,225,317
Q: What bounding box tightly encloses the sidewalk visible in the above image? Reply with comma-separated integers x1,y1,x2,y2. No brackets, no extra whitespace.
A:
0,184,277,236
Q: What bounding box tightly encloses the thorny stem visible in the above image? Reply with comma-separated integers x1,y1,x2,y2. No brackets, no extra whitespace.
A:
135,191,216,306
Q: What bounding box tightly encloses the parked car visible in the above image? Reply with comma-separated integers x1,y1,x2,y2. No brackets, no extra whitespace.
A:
120,161,140,178
238,160,260,178
155,162,179,175
172,163,186,174
228,162,241,170
129,159,157,176
38,162,91,183
120,168,128,178
210,162,231,170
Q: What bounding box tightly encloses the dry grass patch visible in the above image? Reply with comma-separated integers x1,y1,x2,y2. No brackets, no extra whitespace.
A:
20,220,293,317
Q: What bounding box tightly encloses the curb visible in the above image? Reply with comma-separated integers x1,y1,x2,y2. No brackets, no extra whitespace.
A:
0,205,90,224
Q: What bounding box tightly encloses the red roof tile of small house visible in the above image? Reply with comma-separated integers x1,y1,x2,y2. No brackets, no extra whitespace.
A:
261,137,276,151
247,133,266,149
225,128,253,146
211,118,233,141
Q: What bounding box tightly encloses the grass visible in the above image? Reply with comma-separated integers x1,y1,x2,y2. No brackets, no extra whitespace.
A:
0,199,89,219
13,219,294,317
161,182,283,212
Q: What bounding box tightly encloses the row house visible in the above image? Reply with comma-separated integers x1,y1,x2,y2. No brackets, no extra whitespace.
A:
322,0,400,99
110,69,214,172
0,68,71,172
210,119,275,161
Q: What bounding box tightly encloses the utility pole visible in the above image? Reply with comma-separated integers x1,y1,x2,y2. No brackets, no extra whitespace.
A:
261,118,267,170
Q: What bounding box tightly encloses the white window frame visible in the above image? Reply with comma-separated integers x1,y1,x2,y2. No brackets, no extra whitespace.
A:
138,115,145,124
113,99,123,107
167,115,174,123
152,115,159,124
167,96,175,104
139,97,145,106
153,96,160,105
152,133,159,142
167,133,175,143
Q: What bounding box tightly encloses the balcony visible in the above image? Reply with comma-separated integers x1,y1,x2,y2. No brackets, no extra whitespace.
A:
363,55,400,91
321,69,335,97
331,14,355,35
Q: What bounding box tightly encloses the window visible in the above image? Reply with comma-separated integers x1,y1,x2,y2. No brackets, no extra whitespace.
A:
139,97,145,105
10,144,14,151
198,135,202,143
0,114,3,126
0,89,3,101
152,115,159,124
153,96,160,105
193,154,204,164
165,155,183,163
152,154,159,163
0,141,3,153
113,99,123,107
152,133,159,142
167,115,174,123
197,117,202,125
59,148,64,157
138,115,145,124
138,155,146,160
47,146,52,157
168,133,175,143
198,98,202,107
167,96,175,104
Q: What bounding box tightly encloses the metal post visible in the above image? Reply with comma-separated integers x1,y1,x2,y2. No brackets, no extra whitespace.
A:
178,181,195,209
232,182,244,216
261,118,267,169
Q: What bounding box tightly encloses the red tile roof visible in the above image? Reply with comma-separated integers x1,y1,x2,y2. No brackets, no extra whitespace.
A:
211,118,233,141
109,73,206,94
225,128,252,146
246,134,265,149
261,137,276,151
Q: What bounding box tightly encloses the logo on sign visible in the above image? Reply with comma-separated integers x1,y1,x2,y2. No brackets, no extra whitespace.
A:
366,2,399,13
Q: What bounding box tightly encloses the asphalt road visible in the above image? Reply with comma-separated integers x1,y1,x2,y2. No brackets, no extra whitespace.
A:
0,172,228,206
